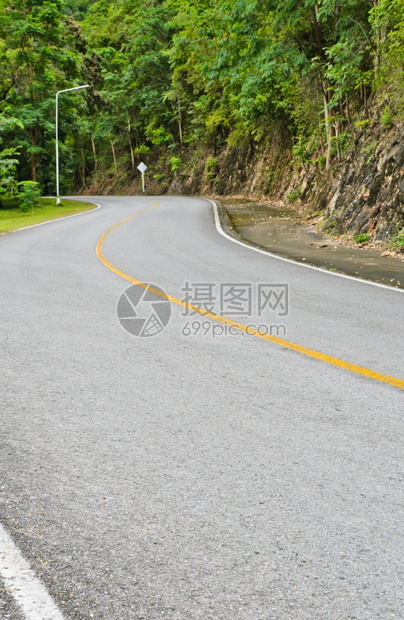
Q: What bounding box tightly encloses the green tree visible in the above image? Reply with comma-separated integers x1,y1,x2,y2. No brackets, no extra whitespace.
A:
0,0,85,190
0,114,23,194
82,0,174,172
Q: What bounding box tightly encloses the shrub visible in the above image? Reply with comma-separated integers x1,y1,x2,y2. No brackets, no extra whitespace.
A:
353,233,370,243
170,156,183,172
205,157,219,183
287,187,301,202
380,105,393,127
354,119,371,130
292,136,312,165
205,157,218,171
133,145,150,156
18,181,40,214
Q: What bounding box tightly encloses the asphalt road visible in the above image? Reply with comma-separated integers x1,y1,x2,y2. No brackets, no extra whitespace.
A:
1,196,403,619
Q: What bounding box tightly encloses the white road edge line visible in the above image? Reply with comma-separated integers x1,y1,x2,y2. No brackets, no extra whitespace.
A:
0,524,65,620
210,199,404,294
4,199,101,234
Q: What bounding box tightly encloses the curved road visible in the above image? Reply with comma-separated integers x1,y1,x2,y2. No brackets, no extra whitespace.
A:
1,196,403,619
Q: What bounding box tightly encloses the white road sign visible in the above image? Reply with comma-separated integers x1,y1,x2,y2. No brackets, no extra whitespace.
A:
137,162,147,192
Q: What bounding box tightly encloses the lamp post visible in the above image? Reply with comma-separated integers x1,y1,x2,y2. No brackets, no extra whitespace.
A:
56,84,89,204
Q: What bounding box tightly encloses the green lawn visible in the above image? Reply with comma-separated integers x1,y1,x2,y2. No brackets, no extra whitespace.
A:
0,198,97,233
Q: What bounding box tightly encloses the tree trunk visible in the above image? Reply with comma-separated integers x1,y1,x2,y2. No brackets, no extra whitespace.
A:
334,120,341,162
91,134,98,177
313,7,335,170
30,128,37,182
322,85,335,170
319,135,325,158
110,140,117,170
178,97,183,148
81,148,86,189
127,119,135,172
311,4,327,64
374,24,387,77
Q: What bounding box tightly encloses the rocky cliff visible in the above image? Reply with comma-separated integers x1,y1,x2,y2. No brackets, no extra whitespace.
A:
182,116,404,243
301,120,404,241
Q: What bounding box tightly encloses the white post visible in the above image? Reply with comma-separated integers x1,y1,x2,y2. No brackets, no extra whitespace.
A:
56,92,59,204
55,84,89,205
137,162,147,194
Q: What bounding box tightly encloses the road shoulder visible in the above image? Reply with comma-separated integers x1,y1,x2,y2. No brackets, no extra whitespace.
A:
215,199,404,290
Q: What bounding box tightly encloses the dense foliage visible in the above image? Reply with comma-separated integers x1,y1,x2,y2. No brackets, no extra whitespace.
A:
0,0,403,196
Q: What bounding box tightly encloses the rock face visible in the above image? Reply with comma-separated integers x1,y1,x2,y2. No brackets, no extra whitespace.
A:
182,127,293,199
182,117,404,241
301,121,404,240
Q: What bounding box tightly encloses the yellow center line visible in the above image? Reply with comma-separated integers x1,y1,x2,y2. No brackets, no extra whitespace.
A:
96,203,404,391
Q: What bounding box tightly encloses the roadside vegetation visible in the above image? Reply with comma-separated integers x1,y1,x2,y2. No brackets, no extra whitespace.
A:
0,0,403,210
0,198,96,233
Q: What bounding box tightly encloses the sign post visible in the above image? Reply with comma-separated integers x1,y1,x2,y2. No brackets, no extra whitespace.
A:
137,162,147,193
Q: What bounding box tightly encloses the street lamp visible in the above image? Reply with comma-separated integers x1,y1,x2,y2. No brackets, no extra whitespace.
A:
56,84,89,204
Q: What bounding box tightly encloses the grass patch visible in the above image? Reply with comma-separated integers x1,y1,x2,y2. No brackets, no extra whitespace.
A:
353,233,370,244
0,198,97,233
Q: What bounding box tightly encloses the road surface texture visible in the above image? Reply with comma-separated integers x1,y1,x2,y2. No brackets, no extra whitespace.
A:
1,196,403,620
